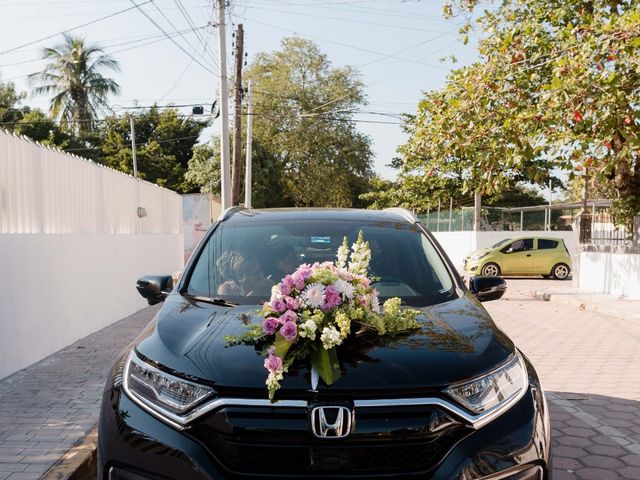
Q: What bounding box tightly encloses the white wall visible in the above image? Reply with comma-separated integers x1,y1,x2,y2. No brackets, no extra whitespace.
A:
0,234,183,379
578,251,640,299
433,230,577,269
0,131,184,379
432,231,475,267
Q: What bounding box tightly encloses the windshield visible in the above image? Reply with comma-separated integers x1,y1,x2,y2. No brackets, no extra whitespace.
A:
185,220,457,307
492,238,511,248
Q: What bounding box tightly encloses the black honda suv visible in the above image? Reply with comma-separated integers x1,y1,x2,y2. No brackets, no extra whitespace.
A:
98,208,552,480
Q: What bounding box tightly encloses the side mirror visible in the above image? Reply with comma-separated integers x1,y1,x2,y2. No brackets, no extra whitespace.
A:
469,276,507,302
136,275,174,305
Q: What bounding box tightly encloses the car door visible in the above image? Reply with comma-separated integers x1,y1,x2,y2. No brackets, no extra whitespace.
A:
534,238,559,274
499,239,534,274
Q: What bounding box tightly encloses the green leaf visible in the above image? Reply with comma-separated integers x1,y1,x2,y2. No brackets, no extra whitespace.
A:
274,332,293,360
311,344,341,385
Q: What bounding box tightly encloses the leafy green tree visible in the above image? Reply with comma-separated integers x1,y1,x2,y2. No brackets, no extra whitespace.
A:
186,137,290,207
0,77,26,124
244,37,374,207
434,0,640,228
29,34,120,134
98,107,208,192
12,109,83,148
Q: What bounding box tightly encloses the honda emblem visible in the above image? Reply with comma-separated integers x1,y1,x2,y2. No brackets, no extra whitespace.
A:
310,406,353,439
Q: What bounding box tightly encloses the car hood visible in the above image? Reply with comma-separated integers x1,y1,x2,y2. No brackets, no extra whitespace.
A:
136,293,515,397
465,248,492,260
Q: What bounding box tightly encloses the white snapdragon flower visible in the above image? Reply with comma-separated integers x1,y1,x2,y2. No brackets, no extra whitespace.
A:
270,284,283,301
336,237,349,269
320,326,342,349
334,279,355,299
298,319,318,340
302,283,325,309
370,291,381,313
349,234,371,275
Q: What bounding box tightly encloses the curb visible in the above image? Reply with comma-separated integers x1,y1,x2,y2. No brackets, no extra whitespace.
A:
41,426,97,480
532,290,640,323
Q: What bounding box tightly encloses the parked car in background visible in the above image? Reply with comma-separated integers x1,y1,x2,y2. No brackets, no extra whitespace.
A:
464,236,572,279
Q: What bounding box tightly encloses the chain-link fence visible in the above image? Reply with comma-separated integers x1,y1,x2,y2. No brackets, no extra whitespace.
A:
417,200,615,233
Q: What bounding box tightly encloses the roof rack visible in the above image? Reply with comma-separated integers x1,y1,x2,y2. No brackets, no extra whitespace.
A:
384,208,417,224
217,206,245,221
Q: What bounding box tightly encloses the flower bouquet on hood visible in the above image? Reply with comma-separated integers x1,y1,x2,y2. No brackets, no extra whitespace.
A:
227,231,421,400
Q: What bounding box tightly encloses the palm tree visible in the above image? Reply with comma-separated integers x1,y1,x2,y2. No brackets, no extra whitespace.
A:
30,34,120,134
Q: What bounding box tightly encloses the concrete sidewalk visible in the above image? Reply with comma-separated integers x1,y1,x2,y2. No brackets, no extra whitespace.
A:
531,285,640,323
0,306,159,480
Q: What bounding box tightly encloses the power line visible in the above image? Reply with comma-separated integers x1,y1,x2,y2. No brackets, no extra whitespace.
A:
0,0,154,56
244,16,452,71
243,5,460,35
62,133,204,152
148,0,219,73
127,0,218,76
0,25,208,69
173,0,212,59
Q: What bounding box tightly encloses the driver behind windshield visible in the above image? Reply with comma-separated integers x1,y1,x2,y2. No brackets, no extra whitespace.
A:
216,250,273,297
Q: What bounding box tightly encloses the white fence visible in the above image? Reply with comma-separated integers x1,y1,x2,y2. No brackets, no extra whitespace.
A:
0,130,184,379
0,130,181,234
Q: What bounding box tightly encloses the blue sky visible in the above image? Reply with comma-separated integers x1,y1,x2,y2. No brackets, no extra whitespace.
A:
0,0,480,180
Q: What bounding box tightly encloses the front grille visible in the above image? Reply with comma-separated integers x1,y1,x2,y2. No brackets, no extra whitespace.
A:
188,403,470,477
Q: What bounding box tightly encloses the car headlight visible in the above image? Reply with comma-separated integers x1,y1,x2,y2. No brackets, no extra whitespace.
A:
470,252,488,261
445,353,528,415
123,351,215,427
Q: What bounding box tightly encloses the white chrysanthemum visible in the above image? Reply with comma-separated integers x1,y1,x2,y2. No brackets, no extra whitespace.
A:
302,283,325,309
298,319,318,340
334,279,355,299
320,326,342,349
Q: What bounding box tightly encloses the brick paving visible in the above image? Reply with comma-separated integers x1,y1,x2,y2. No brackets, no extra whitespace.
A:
1,278,639,479
0,306,159,480
485,277,640,479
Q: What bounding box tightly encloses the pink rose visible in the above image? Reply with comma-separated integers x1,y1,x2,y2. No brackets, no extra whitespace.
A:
280,275,294,296
295,264,313,279
262,317,280,335
280,321,298,342
271,298,286,313
285,296,299,311
280,309,297,323
291,272,306,291
264,348,283,373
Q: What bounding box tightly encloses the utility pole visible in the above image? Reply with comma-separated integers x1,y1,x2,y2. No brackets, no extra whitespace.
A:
216,0,231,210
244,80,253,208
474,191,481,232
129,115,138,178
548,177,552,231
231,23,244,206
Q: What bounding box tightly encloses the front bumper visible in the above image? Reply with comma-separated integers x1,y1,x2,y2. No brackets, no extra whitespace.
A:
98,363,552,480
463,258,479,274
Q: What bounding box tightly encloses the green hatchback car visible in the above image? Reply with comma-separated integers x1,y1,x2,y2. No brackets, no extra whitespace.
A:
463,236,572,279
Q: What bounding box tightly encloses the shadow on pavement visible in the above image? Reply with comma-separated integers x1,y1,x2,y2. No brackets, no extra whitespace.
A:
548,391,640,480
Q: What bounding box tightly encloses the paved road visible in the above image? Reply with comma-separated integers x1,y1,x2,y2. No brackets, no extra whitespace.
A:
485,277,640,480
0,306,160,480
1,278,639,479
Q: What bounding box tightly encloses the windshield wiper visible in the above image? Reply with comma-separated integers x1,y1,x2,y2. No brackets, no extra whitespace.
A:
182,293,238,307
